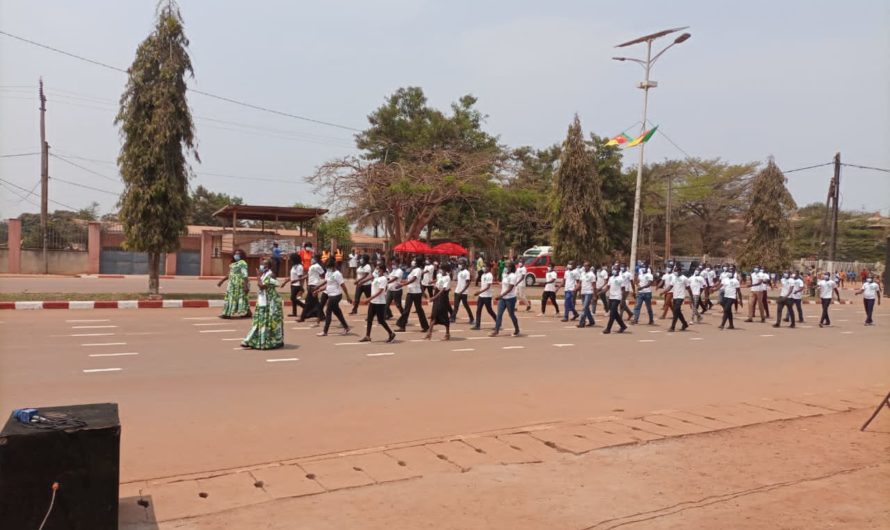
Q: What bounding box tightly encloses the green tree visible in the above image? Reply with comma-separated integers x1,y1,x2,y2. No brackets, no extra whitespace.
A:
589,134,633,256
550,115,608,263
738,159,796,270
315,216,353,251
115,1,198,294
189,185,242,226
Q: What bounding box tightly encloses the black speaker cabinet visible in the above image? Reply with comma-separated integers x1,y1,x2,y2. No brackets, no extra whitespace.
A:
0,403,120,530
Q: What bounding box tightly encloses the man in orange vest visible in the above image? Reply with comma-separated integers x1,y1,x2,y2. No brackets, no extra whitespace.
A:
299,242,314,271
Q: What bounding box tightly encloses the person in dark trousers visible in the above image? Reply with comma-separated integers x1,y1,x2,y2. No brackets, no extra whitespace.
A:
662,266,692,332
540,263,560,316
281,253,305,317
718,273,741,330
359,261,396,343
314,258,352,336
299,255,325,322
426,263,454,340
603,267,627,334
561,261,580,322
784,271,805,324
631,266,655,325
451,260,474,324
854,276,882,325
817,272,841,327
395,258,429,332
491,262,520,337
472,264,497,330
773,272,796,328
384,259,404,319
350,255,373,315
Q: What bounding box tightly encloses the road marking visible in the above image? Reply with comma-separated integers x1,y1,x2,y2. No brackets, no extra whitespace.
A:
89,352,139,357
66,319,110,323
529,334,546,337
648,330,662,333
366,352,395,357
690,337,704,341
83,368,122,373
563,326,577,329
193,323,231,327
536,320,551,323
291,327,312,330
836,319,849,322
221,338,242,341
408,339,426,342
125,331,161,336
334,342,363,346
502,346,525,350
759,334,774,337
553,343,574,347
266,357,300,362
70,333,116,337
81,342,127,347
841,331,854,334
182,317,218,320
199,329,237,333
467,337,491,340
72,325,118,329
638,339,656,343
452,348,475,352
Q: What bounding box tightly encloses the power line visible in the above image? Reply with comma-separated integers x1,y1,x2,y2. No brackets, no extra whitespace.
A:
17,180,41,204
0,177,80,210
841,162,890,174
51,177,119,196
1,180,40,207
0,152,40,158
784,162,833,174
0,29,363,132
50,153,120,182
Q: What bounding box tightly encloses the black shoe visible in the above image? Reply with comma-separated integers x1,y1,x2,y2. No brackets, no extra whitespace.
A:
602,329,611,334
386,333,396,343
772,323,780,328
394,327,406,332
680,324,688,331
667,328,675,332
718,325,724,330
576,324,586,328
359,336,371,343
617,327,626,333
470,326,480,331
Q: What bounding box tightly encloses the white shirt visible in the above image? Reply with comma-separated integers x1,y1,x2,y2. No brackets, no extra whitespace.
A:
479,272,494,298
515,266,527,291
719,271,730,287
779,277,794,298
621,271,633,290
663,273,675,290
596,269,609,289
456,269,470,293
500,272,517,299
689,275,706,296
703,269,714,287
862,281,879,299
563,269,578,291
348,253,357,268
324,270,345,296
671,275,689,299
790,278,804,299
388,268,403,291
749,272,763,291
580,270,595,295
608,275,624,300
370,275,389,304
722,277,740,299
637,272,654,294
436,272,451,292
307,263,324,286
289,263,304,283
406,267,423,294
818,279,836,299
760,271,772,291
356,263,372,283
544,270,558,292
421,264,435,286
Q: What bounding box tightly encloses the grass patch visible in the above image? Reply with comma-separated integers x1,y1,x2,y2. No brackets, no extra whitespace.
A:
0,292,228,301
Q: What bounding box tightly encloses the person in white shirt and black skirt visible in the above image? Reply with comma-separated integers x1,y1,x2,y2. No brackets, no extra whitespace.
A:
426,263,454,340
360,261,396,343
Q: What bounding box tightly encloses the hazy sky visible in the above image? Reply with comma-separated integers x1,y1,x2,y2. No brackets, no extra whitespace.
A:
1,0,888,220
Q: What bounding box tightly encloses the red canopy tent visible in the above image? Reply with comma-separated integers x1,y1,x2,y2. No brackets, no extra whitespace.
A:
392,239,435,254
432,242,468,256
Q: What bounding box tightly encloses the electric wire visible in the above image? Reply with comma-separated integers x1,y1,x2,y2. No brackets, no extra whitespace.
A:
0,178,80,210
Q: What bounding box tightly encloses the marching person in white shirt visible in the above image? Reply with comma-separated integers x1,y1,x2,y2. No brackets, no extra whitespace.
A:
426,263,454,340
631,266,655,325
619,265,634,321
395,258,430,333
661,265,693,332
561,261,580,322
299,255,325,322
314,258,353,336
281,253,306,317
773,271,797,328
472,264,497,330
660,266,675,320
603,267,628,334
384,259,404,320
421,258,435,298
784,271,805,324
577,262,597,328
359,261,396,343
350,255,373,315
718,272,742,330
745,266,767,323
595,264,610,317
514,260,532,312
817,272,841,327
688,268,707,323
451,260,475,325
347,250,358,279
539,264,560,316
491,262,520,337
854,276,882,325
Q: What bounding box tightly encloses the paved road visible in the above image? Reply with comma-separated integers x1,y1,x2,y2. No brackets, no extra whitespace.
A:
1,302,887,483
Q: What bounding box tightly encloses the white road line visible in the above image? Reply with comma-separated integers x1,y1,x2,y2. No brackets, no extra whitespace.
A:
409,339,426,342
553,343,574,347
66,319,110,323
836,319,849,322
502,346,525,350
83,368,122,373
266,357,300,362
452,348,475,352
182,317,219,320
70,333,116,337
467,337,491,340
233,346,249,350
89,352,139,357
638,339,656,343
81,342,127,347
72,325,118,329
759,334,774,337
840,331,854,334
366,352,395,357
528,334,546,337
563,326,577,329
192,323,230,327
648,330,662,333
690,337,704,341
199,329,237,333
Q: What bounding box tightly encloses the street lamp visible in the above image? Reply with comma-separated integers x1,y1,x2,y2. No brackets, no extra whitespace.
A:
613,27,690,275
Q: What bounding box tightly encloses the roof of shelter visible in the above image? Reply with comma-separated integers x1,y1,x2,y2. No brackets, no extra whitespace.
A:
213,204,328,223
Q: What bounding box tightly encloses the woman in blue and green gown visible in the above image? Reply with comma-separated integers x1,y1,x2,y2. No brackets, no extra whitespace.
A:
241,258,285,350
218,250,251,319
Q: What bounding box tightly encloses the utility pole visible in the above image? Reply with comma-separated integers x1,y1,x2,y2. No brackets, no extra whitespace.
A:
664,173,672,261
828,152,840,262
39,78,49,274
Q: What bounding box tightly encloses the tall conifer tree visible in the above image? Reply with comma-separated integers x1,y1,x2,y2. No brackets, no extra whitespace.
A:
116,1,198,294
739,158,796,270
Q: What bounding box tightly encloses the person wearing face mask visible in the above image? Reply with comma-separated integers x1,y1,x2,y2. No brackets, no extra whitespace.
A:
702,264,715,311
745,266,767,323
816,272,841,327
451,260,474,325
540,263,560,316
688,268,706,323
217,249,251,319
854,277,882,325
360,261,396,344
603,267,628,334
596,264,609,317
514,259,532,312
560,261,580,322
577,261,597,328
299,254,325,322
773,271,796,328
660,265,692,332
426,263,455,340
395,258,430,333
619,265,634,321
350,255,373,315
421,258,436,298
314,257,353,336
718,270,742,330
472,264,497,329
241,258,284,349
784,271,805,324
280,253,305,317
659,265,675,320
631,266,655,325
384,259,404,320
491,262,521,337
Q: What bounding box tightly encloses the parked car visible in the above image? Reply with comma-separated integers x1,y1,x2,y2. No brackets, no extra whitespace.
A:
521,254,565,287
522,245,553,258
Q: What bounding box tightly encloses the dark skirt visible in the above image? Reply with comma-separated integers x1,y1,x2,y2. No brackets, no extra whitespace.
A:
430,291,452,325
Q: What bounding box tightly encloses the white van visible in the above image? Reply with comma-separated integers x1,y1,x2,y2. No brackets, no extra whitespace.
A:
522,246,552,258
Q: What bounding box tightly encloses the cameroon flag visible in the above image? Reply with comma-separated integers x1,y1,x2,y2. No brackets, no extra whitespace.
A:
624,126,658,147
606,133,633,146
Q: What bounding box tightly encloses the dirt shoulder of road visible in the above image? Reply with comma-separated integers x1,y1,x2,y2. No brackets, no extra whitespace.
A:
122,407,890,530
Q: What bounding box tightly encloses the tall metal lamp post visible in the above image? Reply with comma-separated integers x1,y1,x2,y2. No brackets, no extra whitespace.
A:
613,27,691,274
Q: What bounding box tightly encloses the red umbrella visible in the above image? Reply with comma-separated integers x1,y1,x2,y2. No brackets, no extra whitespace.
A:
432,242,468,256
393,239,435,254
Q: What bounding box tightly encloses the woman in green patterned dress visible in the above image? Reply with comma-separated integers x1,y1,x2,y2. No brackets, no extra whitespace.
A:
241,258,285,350
218,250,251,319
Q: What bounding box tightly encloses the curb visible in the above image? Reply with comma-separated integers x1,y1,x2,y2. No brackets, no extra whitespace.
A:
0,298,858,310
